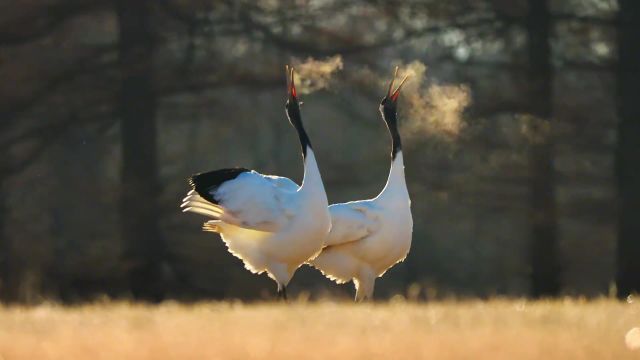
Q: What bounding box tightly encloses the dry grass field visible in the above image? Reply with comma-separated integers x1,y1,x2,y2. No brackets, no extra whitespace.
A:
0,298,638,359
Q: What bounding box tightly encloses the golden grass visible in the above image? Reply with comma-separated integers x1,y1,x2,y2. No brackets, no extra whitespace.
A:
0,298,638,359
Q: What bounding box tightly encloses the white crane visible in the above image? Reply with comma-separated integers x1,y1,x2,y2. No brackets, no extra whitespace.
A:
181,67,330,299
309,68,413,301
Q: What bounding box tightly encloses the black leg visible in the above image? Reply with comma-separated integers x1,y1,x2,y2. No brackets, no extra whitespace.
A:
281,286,288,301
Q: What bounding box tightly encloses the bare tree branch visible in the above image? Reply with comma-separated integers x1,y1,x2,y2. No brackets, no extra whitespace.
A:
0,46,117,131
0,107,116,177
553,13,616,26
239,10,500,56
0,1,107,46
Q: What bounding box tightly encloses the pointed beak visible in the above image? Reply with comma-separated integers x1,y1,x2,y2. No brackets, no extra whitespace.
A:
286,65,297,100
387,66,409,103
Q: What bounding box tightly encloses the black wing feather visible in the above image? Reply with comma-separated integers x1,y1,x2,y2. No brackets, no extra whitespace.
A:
188,168,250,204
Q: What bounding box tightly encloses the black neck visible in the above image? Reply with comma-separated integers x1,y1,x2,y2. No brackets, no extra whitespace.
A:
286,101,311,159
382,106,402,160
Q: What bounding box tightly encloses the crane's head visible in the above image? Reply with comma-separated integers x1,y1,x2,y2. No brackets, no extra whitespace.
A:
380,66,409,121
285,65,301,126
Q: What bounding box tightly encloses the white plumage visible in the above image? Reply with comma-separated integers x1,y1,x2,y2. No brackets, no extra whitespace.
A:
210,172,298,232
181,68,330,298
309,68,413,301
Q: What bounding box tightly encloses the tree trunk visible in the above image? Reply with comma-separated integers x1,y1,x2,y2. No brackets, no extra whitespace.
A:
116,0,164,301
615,0,640,298
526,0,560,298
0,176,21,303
0,176,9,301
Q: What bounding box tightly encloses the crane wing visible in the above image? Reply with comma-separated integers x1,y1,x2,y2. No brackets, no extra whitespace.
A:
183,168,299,232
323,200,380,247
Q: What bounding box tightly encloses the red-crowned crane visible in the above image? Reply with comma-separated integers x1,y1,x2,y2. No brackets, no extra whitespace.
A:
181,67,330,300
309,68,413,301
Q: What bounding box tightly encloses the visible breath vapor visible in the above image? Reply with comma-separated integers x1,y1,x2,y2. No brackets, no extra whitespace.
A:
287,58,470,141
291,56,343,94
393,61,471,140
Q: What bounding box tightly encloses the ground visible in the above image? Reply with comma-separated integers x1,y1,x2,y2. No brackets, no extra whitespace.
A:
0,298,638,359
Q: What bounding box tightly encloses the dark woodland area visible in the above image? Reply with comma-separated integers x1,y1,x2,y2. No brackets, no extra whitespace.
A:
0,0,638,303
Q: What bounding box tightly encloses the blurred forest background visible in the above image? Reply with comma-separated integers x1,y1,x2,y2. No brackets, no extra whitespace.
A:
0,0,638,303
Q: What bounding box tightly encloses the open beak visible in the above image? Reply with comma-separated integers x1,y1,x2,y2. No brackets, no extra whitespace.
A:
387,66,409,103
286,65,297,100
